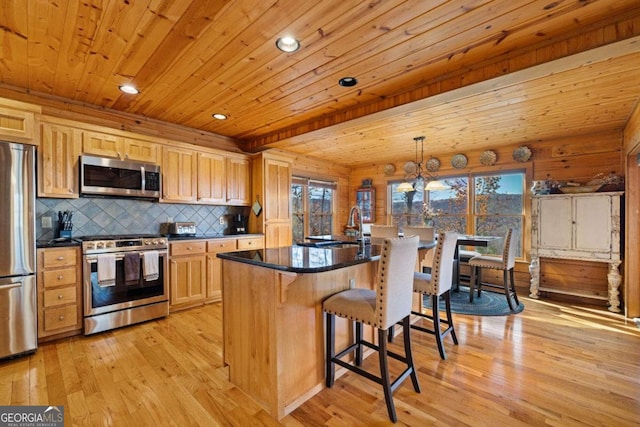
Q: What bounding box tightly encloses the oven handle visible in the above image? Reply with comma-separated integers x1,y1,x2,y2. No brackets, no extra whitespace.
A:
84,250,168,262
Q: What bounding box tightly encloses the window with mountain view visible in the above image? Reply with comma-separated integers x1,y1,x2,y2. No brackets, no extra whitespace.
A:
388,171,525,257
292,177,336,244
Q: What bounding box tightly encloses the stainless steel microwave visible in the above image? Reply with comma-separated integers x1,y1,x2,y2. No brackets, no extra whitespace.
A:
80,155,161,199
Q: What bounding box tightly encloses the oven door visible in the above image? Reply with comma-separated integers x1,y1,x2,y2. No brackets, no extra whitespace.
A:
83,250,168,316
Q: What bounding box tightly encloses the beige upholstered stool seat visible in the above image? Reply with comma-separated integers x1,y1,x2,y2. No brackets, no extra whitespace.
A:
324,236,420,423
467,256,504,269
323,288,376,323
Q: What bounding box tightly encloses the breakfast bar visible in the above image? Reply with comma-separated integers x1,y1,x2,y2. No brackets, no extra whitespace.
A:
218,241,434,419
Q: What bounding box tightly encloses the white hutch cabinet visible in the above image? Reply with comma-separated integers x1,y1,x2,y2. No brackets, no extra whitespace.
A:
529,192,623,312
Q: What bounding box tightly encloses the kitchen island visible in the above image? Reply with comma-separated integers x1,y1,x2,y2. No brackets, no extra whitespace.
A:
218,240,434,419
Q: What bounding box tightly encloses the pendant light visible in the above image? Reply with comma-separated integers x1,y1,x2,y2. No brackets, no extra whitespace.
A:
397,136,449,192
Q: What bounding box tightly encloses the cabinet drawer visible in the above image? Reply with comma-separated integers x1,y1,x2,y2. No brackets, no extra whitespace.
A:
43,286,77,308
42,248,77,268
171,241,206,256
42,267,77,288
207,239,237,253
43,305,78,332
237,237,264,250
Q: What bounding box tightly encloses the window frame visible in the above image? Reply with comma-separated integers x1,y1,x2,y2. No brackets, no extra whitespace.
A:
292,176,336,243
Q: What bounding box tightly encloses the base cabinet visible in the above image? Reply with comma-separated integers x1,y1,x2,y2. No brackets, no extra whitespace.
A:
37,247,82,341
170,236,264,309
529,192,622,312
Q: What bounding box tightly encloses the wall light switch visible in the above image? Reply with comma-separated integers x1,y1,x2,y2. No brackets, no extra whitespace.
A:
42,216,52,229
166,216,174,223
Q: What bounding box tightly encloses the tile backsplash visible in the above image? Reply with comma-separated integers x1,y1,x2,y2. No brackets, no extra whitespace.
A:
36,197,245,241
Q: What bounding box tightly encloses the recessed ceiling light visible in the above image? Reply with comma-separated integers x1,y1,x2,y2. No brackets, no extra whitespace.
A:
212,113,227,120
276,36,300,53
119,84,140,94
338,77,358,87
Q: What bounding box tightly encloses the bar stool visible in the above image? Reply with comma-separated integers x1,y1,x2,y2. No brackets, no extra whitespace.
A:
370,224,399,238
323,236,420,423
402,226,435,272
468,229,519,311
411,231,460,359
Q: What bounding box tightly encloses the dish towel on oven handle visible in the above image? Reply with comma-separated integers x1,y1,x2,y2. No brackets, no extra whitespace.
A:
97,254,116,287
124,252,140,285
143,250,159,281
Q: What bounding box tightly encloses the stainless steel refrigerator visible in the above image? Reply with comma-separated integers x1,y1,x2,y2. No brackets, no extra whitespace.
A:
0,141,37,359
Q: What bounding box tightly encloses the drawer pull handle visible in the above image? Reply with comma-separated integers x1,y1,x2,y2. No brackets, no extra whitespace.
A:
58,315,64,321
58,294,64,300
57,275,63,280
57,256,64,261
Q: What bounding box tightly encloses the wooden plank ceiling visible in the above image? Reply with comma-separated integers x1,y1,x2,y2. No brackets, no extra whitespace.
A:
1,0,640,167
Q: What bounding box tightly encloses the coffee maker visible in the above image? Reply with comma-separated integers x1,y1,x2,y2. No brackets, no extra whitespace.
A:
232,214,248,234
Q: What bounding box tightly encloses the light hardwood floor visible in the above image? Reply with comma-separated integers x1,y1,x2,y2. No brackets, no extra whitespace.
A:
1,296,639,426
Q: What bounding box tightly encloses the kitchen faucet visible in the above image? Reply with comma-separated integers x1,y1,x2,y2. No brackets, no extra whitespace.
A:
347,204,362,240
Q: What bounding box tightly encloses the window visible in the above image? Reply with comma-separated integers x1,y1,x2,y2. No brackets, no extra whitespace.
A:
388,171,525,257
292,177,336,243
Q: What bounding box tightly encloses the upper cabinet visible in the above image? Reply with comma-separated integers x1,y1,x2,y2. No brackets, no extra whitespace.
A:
0,98,40,144
82,131,158,163
197,151,227,204
162,146,198,203
38,123,80,198
226,156,250,206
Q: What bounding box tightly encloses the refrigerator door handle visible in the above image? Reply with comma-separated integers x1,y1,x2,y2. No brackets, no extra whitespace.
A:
0,282,22,291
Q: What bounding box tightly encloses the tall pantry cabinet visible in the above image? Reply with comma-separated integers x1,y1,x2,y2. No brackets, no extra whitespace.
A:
250,152,292,248
529,192,623,312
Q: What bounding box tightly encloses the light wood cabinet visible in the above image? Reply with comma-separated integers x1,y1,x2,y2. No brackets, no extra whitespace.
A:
169,241,206,309
36,247,82,340
0,98,39,143
226,156,250,205
529,192,623,312
162,146,198,203
38,122,80,198
197,151,227,204
172,236,265,306
251,153,293,248
205,239,237,302
82,131,158,163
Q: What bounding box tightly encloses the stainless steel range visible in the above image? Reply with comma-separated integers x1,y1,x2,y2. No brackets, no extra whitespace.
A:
81,235,168,335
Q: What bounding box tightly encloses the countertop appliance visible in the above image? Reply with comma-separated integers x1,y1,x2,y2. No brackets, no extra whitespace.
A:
160,221,197,237
81,234,168,335
231,214,248,234
80,155,161,199
0,141,37,359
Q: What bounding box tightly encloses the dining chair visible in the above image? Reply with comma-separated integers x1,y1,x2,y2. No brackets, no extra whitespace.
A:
370,224,399,238
410,231,460,360
467,229,519,311
323,236,420,423
402,226,435,272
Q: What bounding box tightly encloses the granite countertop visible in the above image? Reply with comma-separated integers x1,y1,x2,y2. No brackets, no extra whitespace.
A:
217,244,383,273
166,233,263,241
36,237,83,248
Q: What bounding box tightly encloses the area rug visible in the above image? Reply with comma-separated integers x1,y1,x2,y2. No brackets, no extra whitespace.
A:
424,286,524,316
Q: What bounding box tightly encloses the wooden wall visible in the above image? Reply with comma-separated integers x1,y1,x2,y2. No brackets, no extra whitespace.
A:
623,101,640,318
348,130,624,309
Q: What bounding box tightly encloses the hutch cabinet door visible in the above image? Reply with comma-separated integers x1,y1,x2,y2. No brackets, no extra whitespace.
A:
538,197,571,249
574,196,612,252
356,188,375,223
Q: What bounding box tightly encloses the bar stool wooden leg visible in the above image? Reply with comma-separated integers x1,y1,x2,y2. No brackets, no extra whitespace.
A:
325,313,335,387
377,328,396,422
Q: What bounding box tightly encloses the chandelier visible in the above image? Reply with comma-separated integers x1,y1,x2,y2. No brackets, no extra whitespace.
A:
397,136,449,192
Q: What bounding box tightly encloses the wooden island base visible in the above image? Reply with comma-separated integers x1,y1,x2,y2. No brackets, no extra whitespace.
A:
221,258,378,419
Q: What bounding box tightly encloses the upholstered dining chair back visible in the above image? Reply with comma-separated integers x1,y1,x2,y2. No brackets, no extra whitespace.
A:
502,229,517,270
374,235,420,330
370,224,399,238
430,231,460,295
402,226,435,241
402,226,436,271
